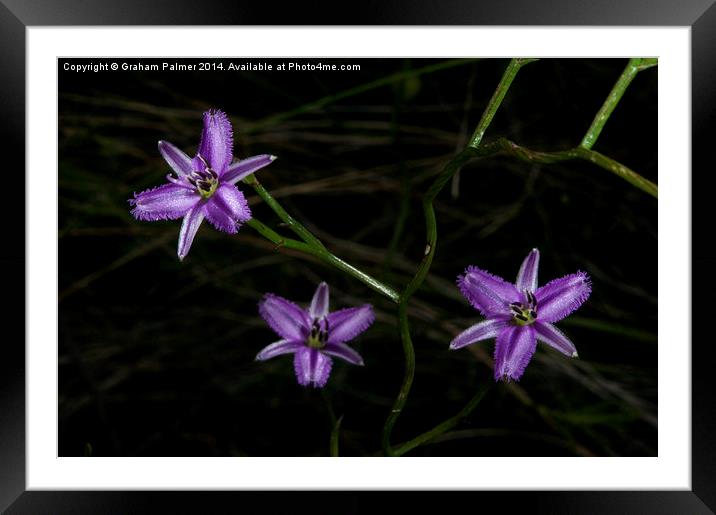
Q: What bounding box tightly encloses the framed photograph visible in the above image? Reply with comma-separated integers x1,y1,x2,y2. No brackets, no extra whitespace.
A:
2,1,711,512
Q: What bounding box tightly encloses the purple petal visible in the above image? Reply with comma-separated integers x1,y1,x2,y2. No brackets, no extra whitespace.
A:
259,294,311,341
130,183,198,221
204,184,251,234
158,140,193,177
177,203,205,261
294,348,333,388
326,305,375,345
309,282,330,320
322,343,364,366
198,109,233,174
165,174,194,190
449,318,506,350
222,154,277,184
535,271,591,323
534,322,578,357
458,266,520,317
516,248,540,294
255,339,303,361
493,325,537,381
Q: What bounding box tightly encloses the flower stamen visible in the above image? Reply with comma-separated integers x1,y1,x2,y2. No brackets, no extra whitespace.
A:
511,290,538,326
189,155,219,198
307,317,328,349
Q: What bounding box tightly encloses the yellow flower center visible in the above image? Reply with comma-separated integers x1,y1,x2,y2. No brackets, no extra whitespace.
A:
510,290,537,326
189,154,219,198
307,318,328,349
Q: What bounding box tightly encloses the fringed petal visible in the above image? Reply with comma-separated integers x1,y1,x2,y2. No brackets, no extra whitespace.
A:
204,184,251,234
326,305,375,345
458,266,520,317
493,325,537,381
198,109,233,174
259,294,311,341
294,348,333,388
535,271,591,323
129,183,198,221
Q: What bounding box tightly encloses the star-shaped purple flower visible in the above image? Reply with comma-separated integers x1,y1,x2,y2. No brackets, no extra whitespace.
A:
256,282,375,388
450,249,591,382
129,109,276,260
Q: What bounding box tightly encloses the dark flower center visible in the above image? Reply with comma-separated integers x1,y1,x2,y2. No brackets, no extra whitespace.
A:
510,290,537,326
307,317,329,349
187,155,219,198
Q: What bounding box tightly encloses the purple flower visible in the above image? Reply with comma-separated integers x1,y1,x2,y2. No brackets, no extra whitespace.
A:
129,109,276,260
450,249,591,382
256,282,375,388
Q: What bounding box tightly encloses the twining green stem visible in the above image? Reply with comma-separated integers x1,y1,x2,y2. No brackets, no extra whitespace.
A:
246,218,400,303
580,57,658,150
392,385,490,456
243,57,656,458
381,58,536,456
478,138,657,198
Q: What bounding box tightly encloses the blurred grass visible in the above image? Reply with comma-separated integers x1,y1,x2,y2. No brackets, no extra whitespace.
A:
58,58,656,457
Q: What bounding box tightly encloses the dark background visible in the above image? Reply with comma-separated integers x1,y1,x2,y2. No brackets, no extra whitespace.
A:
58,57,657,457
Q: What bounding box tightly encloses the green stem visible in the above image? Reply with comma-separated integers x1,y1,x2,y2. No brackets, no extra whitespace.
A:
246,218,400,303
330,415,343,457
245,218,304,250
479,138,657,198
580,57,657,150
392,386,490,456
381,301,416,456
381,58,535,456
313,247,400,303
468,58,538,148
244,174,325,249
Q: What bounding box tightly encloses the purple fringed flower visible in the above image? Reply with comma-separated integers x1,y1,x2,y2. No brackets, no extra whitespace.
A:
256,282,375,388
450,248,591,382
129,109,276,260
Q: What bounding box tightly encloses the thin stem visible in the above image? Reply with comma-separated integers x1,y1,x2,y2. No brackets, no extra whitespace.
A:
330,416,343,457
580,57,657,150
381,58,535,456
380,301,415,456
468,58,538,149
311,246,401,303
392,385,490,456
244,175,325,249
246,218,401,303
245,218,305,250
478,138,657,198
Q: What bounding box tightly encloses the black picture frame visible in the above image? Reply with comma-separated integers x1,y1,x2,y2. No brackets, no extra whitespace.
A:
1,1,711,513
